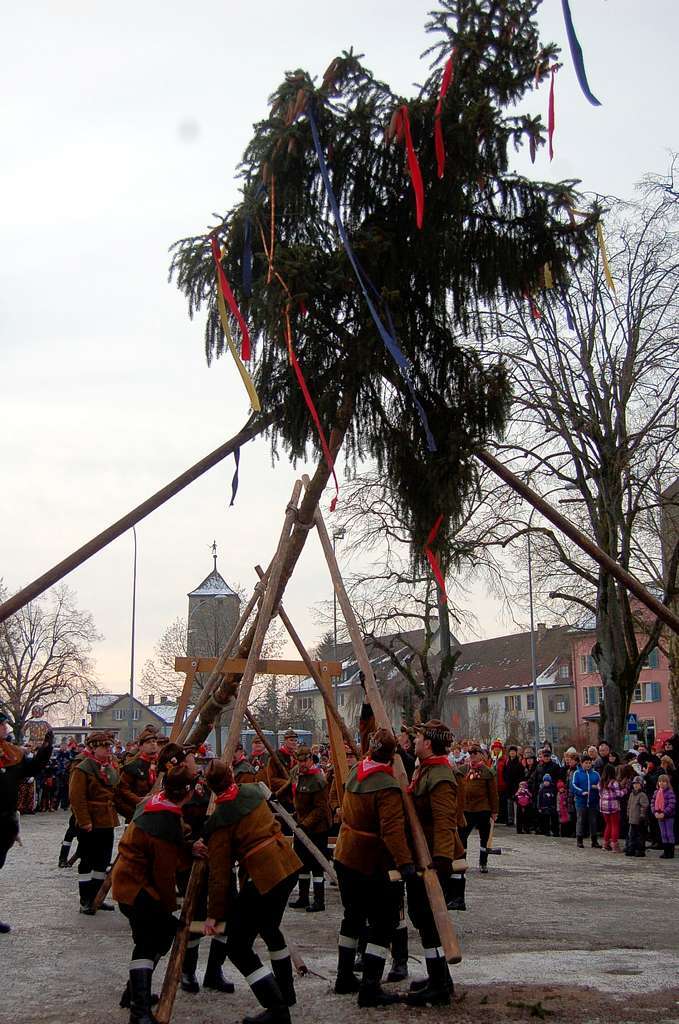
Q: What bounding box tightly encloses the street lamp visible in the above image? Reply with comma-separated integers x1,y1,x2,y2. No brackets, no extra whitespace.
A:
127,526,138,745
526,510,540,750
332,528,346,713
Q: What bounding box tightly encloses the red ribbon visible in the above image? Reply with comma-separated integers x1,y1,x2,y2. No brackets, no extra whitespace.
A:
210,236,252,360
144,792,183,815
215,783,240,803
357,758,394,782
424,514,447,599
434,51,456,179
548,65,558,161
284,309,339,511
399,106,424,228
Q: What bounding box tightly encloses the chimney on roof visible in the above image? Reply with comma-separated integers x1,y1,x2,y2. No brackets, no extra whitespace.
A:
537,623,547,640
160,694,170,705
148,694,155,706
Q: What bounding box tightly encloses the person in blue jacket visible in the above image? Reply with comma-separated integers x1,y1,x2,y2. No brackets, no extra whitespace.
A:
571,753,601,849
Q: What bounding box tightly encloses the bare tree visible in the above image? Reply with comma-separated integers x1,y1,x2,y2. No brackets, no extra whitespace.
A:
491,187,679,750
466,702,502,745
140,616,188,700
0,582,101,742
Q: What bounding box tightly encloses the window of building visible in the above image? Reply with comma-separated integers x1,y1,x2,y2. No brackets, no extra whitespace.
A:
479,696,489,714
583,686,604,706
633,681,661,703
546,725,566,744
526,692,535,711
579,654,597,674
548,695,569,713
504,694,521,712
558,664,570,679
112,708,140,721
298,695,313,711
641,649,660,670
638,718,656,745
337,691,346,708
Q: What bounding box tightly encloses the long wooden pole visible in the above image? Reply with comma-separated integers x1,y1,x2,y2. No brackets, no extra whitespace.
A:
307,479,462,965
476,449,679,635
156,481,302,1024
0,413,274,625
254,565,359,759
243,709,288,778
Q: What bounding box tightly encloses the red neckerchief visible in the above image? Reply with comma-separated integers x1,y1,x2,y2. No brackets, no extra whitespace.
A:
143,792,183,816
140,753,157,785
408,754,450,792
299,764,321,776
93,754,113,783
279,747,297,764
357,758,394,782
233,752,246,765
215,783,239,803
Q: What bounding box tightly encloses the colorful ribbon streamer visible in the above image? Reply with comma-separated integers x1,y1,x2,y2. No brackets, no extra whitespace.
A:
424,514,447,600
230,447,240,506
216,271,261,411
307,107,436,452
561,0,602,107
284,308,339,512
596,222,616,294
548,65,558,161
210,235,252,360
434,50,455,179
398,106,424,227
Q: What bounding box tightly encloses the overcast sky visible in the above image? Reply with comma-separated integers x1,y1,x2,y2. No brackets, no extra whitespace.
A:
1,1,677,700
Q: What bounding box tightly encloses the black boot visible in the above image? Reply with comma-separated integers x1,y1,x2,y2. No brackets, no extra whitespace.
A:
576,837,584,848
357,947,402,1008
407,953,452,1006
591,837,601,849
204,939,235,992
306,878,325,913
243,971,291,1024
181,942,200,994
354,936,366,974
446,872,466,911
128,965,158,1024
270,948,296,1006
58,843,70,867
334,939,360,994
120,986,159,1009
386,925,408,983
288,876,310,909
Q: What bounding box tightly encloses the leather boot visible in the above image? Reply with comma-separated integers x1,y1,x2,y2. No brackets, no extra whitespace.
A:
407,952,451,1006
204,939,235,992
386,925,408,982
270,948,296,1006
334,939,360,994
120,985,159,1009
354,936,366,973
58,843,70,867
358,946,402,1007
591,837,601,848
306,878,325,913
128,964,158,1024
288,876,310,909
242,971,291,1024
181,942,200,993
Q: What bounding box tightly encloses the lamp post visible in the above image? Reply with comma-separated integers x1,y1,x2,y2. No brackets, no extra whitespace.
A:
526,513,540,750
332,528,346,714
127,526,138,745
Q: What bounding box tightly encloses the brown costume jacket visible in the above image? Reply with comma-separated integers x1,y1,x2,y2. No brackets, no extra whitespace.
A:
111,802,191,910
334,763,413,875
267,748,297,808
114,755,157,822
294,770,332,834
69,757,119,829
461,763,499,815
205,784,302,920
409,760,465,861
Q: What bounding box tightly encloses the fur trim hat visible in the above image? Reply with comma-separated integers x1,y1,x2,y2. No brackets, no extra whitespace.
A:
297,745,313,758
283,729,298,740
415,720,454,745
138,726,160,745
86,731,113,748
157,742,195,775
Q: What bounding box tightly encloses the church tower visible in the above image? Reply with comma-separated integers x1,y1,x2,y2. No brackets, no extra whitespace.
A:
186,542,240,659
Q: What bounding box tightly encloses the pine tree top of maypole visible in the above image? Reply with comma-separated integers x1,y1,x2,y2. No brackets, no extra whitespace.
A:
170,0,597,564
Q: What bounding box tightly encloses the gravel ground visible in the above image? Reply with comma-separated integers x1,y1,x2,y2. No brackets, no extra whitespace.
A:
2,811,679,1024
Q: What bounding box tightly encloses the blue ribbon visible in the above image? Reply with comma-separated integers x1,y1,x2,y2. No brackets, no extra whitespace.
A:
307,107,436,453
242,219,253,296
230,447,240,506
561,0,602,107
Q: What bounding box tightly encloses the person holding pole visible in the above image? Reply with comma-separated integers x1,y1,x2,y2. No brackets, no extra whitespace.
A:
115,726,160,823
112,764,205,1024
202,759,302,1024
333,727,415,1008
68,731,119,915
405,720,464,1006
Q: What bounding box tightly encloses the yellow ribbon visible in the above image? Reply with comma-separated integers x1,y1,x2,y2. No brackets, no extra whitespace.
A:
216,275,261,412
596,222,616,295
543,262,554,289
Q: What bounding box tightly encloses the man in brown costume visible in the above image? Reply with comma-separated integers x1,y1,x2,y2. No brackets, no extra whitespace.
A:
69,730,119,914
267,728,298,816
405,719,464,1007
333,727,415,1008
112,764,205,1024
115,726,160,822
460,742,499,873
288,744,332,913
0,710,53,932
203,759,302,1024
233,742,258,784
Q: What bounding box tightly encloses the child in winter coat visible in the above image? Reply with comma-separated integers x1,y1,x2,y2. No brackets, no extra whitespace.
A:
556,779,570,837
537,774,559,836
652,774,676,859
515,780,533,834
625,776,649,857
599,764,627,852
571,754,601,848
